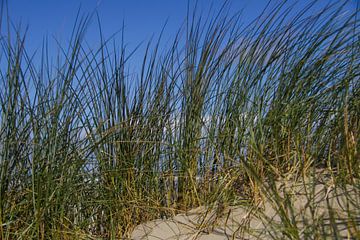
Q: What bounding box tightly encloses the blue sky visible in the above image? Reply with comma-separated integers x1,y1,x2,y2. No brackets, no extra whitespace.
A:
7,1,268,45
4,0,359,72
4,0,271,73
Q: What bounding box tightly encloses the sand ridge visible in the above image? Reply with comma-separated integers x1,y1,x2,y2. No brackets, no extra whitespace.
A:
131,179,360,239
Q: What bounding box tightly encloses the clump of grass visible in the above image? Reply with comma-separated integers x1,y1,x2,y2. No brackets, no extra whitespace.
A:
0,0,359,239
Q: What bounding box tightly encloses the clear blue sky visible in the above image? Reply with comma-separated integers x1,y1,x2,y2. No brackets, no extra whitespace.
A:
7,1,268,42
6,1,269,52
3,0,269,72
4,0,359,72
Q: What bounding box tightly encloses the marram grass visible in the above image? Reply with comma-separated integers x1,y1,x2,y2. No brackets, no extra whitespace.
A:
0,0,359,239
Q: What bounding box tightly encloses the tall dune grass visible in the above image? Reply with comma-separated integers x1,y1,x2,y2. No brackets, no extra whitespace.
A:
0,0,359,239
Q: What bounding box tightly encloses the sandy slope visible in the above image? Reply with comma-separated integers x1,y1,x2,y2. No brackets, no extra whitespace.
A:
131,179,359,239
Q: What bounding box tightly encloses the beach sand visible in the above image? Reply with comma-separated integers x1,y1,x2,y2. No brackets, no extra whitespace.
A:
132,179,359,239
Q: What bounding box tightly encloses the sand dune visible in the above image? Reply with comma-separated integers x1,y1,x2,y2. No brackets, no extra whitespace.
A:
132,180,360,239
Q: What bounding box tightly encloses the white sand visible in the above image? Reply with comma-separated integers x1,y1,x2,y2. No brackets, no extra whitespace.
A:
131,180,359,239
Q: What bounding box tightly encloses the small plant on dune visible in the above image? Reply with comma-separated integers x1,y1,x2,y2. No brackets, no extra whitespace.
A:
0,0,358,239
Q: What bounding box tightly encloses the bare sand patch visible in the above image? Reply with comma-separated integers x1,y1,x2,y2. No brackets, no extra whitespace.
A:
131,179,359,239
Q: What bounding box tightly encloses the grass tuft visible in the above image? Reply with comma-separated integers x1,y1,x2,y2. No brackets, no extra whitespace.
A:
0,0,359,239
